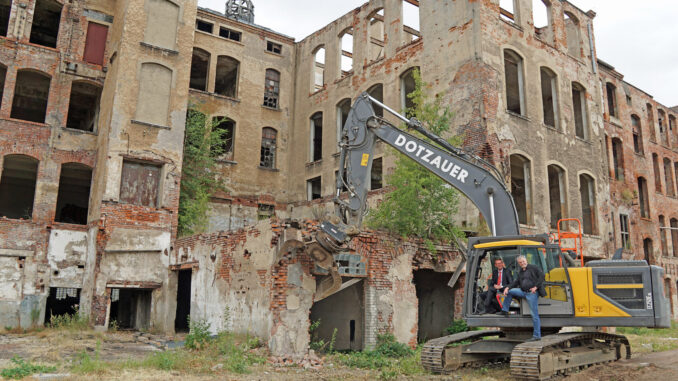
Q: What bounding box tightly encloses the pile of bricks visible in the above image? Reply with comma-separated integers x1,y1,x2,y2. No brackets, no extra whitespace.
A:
269,350,323,370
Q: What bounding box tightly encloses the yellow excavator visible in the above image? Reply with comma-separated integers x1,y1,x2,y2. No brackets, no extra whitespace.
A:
293,93,670,380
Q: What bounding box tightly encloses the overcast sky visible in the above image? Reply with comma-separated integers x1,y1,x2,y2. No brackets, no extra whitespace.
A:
198,0,678,107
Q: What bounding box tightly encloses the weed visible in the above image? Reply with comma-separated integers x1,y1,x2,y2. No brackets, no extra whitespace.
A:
328,328,338,353
445,319,470,335
48,306,88,331
185,317,212,350
374,334,414,357
0,357,57,379
332,335,425,377
309,319,328,352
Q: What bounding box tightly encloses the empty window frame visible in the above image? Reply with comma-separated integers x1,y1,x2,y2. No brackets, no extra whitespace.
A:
367,8,385,63
66,81,102,132
571,82,588,139
258,203,275,220
143,0,179,50
370,157,383,190
339,28,353,77
307,176,321,201
547,164,566,228
135,63,172,126
260,127,277,169
83,22,108,66
266,41,282,54
638,177,650,219
219,26,241,42
670,115,677,148
652,153,662,193
29,0,62,48
263,69,280,109
533,0,552,42
504,50,525,116
619,214,630,250
510,154,532,225
0,155,39,220
367,83,384,118
119,160,160,208
606,82,617,118
499,0,517,23
196,19,213,33
55,163,92,225
189,48,210,91
0,64,6,110
563,11,581,58
402,0,420,43
659,215,668,256
643,238,653,264
310,112,323,162
212,117,235,161
336,98,351,151
0,0,10,37
11,70,51,123
671,218,678,257
647,104,656,142
214,56,239,98
579,174,596,235
664,158,675,197
401,67,418,116
658,109,668,146
632,115,643,154
540,67,558,128
312,46,325,92
611,138,624,181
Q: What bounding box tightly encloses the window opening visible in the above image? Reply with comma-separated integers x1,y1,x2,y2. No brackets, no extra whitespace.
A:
620,214,630,250
336,98,351,151
44,288,80,324
119,160,160,208
310,112,323,162
0,64,7,110
307,176,321,201
659,215,669,256
367,83,384,118
219,26,241,42
215,56,239,98
647,104,656,142
339,29,353,77
196,19,213,33
572,82,587,139
540,67,558,128
402,0,420,43
189,48,210,91
632,115,643,154
11,70,51,123
579,174,596,235
55,163,92,225
611,138,624,181
263,69,280,108
652,153,662,193
267,41,282,54
499,0,516,22
370,157,383,190
510,154,532,225
401,67,418,117
29,0,62,48
638,177,650,219
367,9,385,63
0,155,39,220
547,164,566,228
66,82,101,132
606,83,617,118
260,127,277,169
664,158,675,197
533,0,550,31
212,117,235,161
313,46,325,91
658,109,668,146
643,238,653,264
83,22,108,66
671,218,678,257
564,12,581,58
258,204,275,220
504,50,525,115
0,0,11,37
108,288,152,330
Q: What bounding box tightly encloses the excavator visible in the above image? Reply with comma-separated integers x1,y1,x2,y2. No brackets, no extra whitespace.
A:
290,92,670,380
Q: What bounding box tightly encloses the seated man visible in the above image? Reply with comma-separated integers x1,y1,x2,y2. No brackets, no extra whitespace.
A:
481,257,512,313
496,255,545,341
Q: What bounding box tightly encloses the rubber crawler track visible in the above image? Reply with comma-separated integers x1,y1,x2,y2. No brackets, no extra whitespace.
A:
421,330,503,373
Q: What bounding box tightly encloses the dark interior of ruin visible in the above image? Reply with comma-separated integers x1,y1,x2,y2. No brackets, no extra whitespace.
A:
55,163,92,225
29,0,62,48
10,70,51,123
413,270,454,342
310,280,364,351
0,155,38,220
212,117,235,160
66,82,101,132
0,0,11,37
190,48,210,91
109,289,152,330
214,56,239,97
44,287,81,324
174,270,192,332
0,64,5,109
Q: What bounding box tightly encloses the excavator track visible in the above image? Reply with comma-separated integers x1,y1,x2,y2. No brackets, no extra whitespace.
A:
510,332,631,380
421,329,504,373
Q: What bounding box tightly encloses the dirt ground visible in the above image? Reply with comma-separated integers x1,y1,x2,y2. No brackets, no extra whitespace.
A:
1,330,677,380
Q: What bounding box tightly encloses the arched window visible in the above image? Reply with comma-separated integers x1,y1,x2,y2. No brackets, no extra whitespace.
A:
658,109,668,146
632,115,643,154
312,46,325,92
367,83,384,117
564,11,581,58
339,28,353,77
30,0,62,48
263,69,280,108
540,67,558,128
400,67,419,116
135,63,172,126
638,177,650,219
571,82,587,139
310,112,323,162
260,127,277,169
611,138,624,181
215,56,239,98
336,98,351,151
510,154,532,225
547,164,566,228
67,81,102,132
0,154,39,220
190,48,210,91
11,70,51,123
367,8,385,63
55,163,92,225
579,174,596,235
504,49,525,115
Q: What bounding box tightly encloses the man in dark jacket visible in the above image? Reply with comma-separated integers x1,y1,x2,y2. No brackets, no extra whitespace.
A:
496,255,545,341
482,258,513,313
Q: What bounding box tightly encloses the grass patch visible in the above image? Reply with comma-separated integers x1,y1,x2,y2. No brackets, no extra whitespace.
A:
617,321,678,337
47,308,89,331
618,322,678,354
0,356,57,380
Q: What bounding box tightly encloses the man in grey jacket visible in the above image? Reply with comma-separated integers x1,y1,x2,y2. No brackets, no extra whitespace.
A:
496,255,545,341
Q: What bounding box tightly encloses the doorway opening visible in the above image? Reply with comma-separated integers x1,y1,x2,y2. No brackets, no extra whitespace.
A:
108,288,152,330
175,270,192,332
310,279,364,351
414,270,454,342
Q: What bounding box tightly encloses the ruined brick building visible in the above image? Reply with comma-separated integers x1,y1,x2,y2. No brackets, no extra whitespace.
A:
1,0,677,356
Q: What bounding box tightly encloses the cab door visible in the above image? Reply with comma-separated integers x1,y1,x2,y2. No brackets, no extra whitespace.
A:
520,246,575,316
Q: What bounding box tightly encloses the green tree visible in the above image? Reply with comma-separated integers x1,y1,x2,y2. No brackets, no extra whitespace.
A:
365,69,463,249
178,108,228,237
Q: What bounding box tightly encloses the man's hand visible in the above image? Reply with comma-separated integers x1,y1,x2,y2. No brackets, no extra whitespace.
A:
494,284,502,290
530,287,537,294
503,288,509,296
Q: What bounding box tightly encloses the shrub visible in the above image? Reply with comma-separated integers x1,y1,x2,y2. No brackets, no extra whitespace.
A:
1,357,56,379
374,334,414,358
184,318,212,350
445,319,470,335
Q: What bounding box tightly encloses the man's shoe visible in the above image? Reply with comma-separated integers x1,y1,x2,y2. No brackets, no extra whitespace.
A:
495,311,508,316
526,337,541,342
